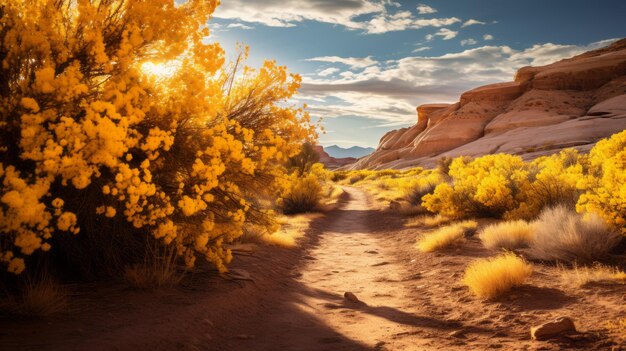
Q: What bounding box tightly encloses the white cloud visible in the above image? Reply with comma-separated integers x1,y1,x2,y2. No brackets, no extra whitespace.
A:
416,3,437,14
460,38,477,46
461,19,486,28
226,23,254,30
214,0,460,34
298,39,617,125
412,46,432,53
426,28,458,41
306,56,378,69
483,34,494,41
340,71,357,79
413,17,461,28
318,67,340,77
509,39,618,66
214,0,380,29
363,13,460,34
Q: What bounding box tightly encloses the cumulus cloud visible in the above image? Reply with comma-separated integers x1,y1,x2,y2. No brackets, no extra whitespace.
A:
509,38,618,66
306,56,378,69
318,67,340,77
214,0,460,34
213,0,379,28
426,28,458,41
416,3,437,14
298,39,617,125
226,23,254,30
461,19,486,27
483,34,494,41
412,46,432,53
460,38,477,46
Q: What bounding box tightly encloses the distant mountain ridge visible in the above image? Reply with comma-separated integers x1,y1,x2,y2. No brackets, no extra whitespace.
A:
324,145,375,159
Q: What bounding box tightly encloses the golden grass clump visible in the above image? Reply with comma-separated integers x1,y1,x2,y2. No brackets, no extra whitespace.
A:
479,220,534,250
559,264,626,287
416,220,477,253
405,214,451,228
462,253,533,299
316,185,345,212
261,214,321,248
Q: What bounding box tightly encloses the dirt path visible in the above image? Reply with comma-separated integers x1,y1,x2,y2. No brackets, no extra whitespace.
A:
226,187,457,351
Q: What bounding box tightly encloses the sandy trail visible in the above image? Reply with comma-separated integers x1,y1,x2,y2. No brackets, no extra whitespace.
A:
224,187,454,351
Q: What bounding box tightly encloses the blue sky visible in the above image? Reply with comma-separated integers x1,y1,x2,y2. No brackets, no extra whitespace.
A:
207,0,626,148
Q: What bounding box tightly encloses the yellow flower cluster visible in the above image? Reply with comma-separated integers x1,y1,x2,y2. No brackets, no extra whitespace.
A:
423,154,532,218
0,1,315,274
416,135,624,232
577,130,626,233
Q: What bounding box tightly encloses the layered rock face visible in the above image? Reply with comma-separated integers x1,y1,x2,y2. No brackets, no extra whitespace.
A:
349,39,626,170
314,146,357,169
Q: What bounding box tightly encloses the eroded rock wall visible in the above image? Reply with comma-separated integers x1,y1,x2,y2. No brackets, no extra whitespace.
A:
349,39,626,170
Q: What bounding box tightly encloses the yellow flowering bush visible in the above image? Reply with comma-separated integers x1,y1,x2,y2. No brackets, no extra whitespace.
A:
527,149,585,211
422,149,595,220
0,1,315,274
422,154,532,219
280,172,323,215
577,130,626,233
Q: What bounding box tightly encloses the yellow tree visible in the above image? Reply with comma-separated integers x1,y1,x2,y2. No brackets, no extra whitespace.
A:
0,0,315,274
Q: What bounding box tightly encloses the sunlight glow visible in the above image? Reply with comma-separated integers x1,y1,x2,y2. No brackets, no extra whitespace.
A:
140,61,180,79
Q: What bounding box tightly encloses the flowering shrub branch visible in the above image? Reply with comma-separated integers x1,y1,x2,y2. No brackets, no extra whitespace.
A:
0,1,316,274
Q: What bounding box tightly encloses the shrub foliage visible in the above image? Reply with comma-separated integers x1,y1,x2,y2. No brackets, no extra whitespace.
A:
577,130,626,234
0,1,315,274
422,142,625,234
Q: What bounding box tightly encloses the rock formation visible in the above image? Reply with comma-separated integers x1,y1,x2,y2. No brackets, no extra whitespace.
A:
314,146,356,169
349,38,626,170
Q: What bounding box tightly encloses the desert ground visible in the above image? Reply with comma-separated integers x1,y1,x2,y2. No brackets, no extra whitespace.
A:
1,187,623,351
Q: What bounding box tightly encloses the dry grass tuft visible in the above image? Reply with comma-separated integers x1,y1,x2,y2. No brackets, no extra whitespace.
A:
237,213,319,248
124,243,182,289
479,220,534,250
316,185,345,212
397,203,430,217
463,253,533,299
530,206,621,264
405,214,451,228
559,264,626,287
262,214,320,248
1,278,67,317
416,220,477,253
404,181,438,206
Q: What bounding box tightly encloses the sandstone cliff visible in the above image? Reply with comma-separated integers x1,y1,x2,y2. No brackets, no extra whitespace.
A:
349,38,626,170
